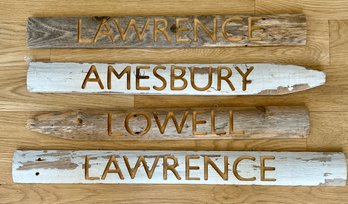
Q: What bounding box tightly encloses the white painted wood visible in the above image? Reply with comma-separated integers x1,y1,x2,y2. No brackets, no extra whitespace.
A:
13,150,347,186
27,62,326,95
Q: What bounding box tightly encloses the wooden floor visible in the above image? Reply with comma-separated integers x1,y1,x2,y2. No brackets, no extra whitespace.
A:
1,0,348,203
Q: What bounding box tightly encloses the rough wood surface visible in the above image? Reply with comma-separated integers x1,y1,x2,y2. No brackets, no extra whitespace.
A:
12,150,346,186
2,0,348,203
27,106,309,140
27,62,325,95
27,14,306,48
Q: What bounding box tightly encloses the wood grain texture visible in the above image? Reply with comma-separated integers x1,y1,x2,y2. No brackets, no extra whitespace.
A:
48,19,329,66
256,0,348,20
27,14,306,48
255,0,303,15
133,64,348,112
0,111,307,185
0,19,134,111
330,20,348,65
3,185,348,204
307,112,348,151
0,0,348,202
0,0,255,21
27,62,325,95
27,106,309,140
12,150,347,185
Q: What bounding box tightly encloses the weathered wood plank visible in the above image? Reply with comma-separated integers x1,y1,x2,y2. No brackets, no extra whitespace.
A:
27,62,325,95
27,106,309,140
27,14,306,48
12,150,347,186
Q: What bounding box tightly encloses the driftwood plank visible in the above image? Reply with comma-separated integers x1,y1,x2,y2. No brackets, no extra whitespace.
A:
27,14,306,48
12,150,347,186
27,106,309,140
27,62,325,95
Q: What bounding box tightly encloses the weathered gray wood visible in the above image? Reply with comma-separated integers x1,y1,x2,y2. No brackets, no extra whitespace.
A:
27,14,306,48
12,150,347,186
27,62,325,95
27,106,309,140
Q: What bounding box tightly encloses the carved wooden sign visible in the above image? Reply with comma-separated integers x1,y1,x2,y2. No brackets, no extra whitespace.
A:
27,14,306,48
27,106,309,140
13,150,346,186
27,62,325,95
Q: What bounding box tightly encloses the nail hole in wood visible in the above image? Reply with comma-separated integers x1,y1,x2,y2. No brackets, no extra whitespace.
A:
77,117,83,124
36,158,43,161
35,172,40,176
94,16,110,21
170,25,178,33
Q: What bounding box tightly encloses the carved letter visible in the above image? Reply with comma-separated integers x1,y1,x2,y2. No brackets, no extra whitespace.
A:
85,156,100,180
107,65,131,90
123,155,160,179
153,65,167,91
185,155,200,180
193,17,217,42
171,66,188,90
211,110,226,135
124,112,151,136
107,113,123,136
222,17,243,42
192,111,207,135
229,111,234,134
190,67,213,91
235,66,254,91
217,66,235,91
233,156,256,181
114,18,150,41
163,155,181,180
93,17,115,43
204,156,228,180
175,18,190,42
101,155,124,180
260,156,276,181
248,17,263,41
81,65,104,89
153,111,189,134
77,18,93,43
136,66,150,90
154,18,171,42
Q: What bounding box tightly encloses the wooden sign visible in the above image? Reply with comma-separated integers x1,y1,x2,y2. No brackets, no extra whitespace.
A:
27,62,325,95
13,150,346,186
28,106,309,140
27,14,306,48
